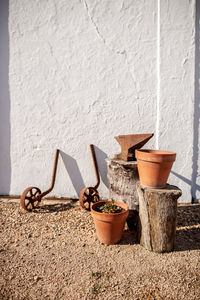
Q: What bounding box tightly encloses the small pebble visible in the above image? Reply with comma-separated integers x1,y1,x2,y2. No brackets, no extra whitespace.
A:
34,276,41,282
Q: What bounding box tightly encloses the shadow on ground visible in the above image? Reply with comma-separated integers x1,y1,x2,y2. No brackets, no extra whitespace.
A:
32,200,78,214
175,204,200,251
121,204,200,249
19,202,200,251
119,230,138,245
176,204,200,227
175,228,200,251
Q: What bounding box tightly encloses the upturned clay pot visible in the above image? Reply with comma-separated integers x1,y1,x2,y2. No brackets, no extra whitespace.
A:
135,149,176,188
91,201,129,245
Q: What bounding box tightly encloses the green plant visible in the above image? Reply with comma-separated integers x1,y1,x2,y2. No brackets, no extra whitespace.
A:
91,283,101,295
90,271,107,295
91,271,101,279
98,199,124,214
90,271,104,295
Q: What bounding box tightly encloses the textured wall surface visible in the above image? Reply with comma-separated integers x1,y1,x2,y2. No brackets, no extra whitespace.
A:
159,0,196,201
7,0,198,202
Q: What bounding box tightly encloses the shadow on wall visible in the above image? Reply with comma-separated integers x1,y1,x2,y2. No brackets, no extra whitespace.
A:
173,2,200,203
171,171,200,197
60,151,85,196
93,145,109,188
0,0,10,195
60,146,108,198
191,0,200,202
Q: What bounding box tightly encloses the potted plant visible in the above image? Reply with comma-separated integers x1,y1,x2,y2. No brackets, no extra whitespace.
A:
135,149,176,188
91,199,129,245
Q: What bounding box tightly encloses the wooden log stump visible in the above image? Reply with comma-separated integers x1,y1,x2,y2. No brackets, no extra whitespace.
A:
136,182,182,253
106,158,139,230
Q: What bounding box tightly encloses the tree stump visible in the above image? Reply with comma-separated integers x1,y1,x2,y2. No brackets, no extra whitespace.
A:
106,158,139,230
136,182,182,253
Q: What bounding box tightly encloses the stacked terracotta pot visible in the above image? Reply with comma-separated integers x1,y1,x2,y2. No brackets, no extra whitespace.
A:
135,149,176,188
91,134,176,245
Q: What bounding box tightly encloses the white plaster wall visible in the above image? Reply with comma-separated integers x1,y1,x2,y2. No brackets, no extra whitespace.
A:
158,0,196,202
9,0,157,198
7,0,198,202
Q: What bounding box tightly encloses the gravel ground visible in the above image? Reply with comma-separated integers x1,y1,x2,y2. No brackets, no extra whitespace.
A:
0,199,200,300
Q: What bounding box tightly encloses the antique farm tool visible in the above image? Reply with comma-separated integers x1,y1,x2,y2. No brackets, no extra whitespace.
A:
79,144,100,211
114,134,154,161
20,149,60,211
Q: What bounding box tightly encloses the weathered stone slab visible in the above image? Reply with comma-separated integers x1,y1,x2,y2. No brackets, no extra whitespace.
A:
137,182,182,253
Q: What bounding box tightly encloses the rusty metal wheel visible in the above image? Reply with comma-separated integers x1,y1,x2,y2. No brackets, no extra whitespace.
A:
79,187,100,211
20,186,41,211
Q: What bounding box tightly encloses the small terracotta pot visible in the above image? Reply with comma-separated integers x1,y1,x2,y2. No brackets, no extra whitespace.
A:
135,149,176,188
91,201,129,245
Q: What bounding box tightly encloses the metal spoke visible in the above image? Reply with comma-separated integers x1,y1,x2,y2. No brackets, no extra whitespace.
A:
79,186,100,211
20,186,41,211
83,198,89,204
84,191,89,197
92,195,98,203
33,190,38,196
89,188,93,196
25,200,31,209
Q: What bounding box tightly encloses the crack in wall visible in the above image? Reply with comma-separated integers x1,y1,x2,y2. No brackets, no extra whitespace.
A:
52,0,59,30
82,0,138,95
82,0,124,55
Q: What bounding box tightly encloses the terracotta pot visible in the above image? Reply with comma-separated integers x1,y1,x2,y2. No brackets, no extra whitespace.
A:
135,149,176,188
91,200,129,245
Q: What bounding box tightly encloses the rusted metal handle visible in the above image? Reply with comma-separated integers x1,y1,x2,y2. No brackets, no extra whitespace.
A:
40,149,60,198
90,144,100,190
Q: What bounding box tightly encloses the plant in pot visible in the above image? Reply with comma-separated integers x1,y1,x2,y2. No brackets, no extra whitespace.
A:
135,149,176,188
91,199,129,245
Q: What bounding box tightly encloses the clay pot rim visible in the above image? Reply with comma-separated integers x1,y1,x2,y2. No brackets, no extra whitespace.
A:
136,149,176,156
91,200,129,217
136,149,176,162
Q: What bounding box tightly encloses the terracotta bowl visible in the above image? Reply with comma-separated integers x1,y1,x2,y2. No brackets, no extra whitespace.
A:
135,149,176,188
91,200,129,245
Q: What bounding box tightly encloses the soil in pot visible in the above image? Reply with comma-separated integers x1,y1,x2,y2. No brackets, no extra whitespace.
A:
135,149,176,188
94,199,125,214
91,200,129,245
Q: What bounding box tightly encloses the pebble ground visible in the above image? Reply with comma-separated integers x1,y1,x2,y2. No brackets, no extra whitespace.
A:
0,199,200,300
